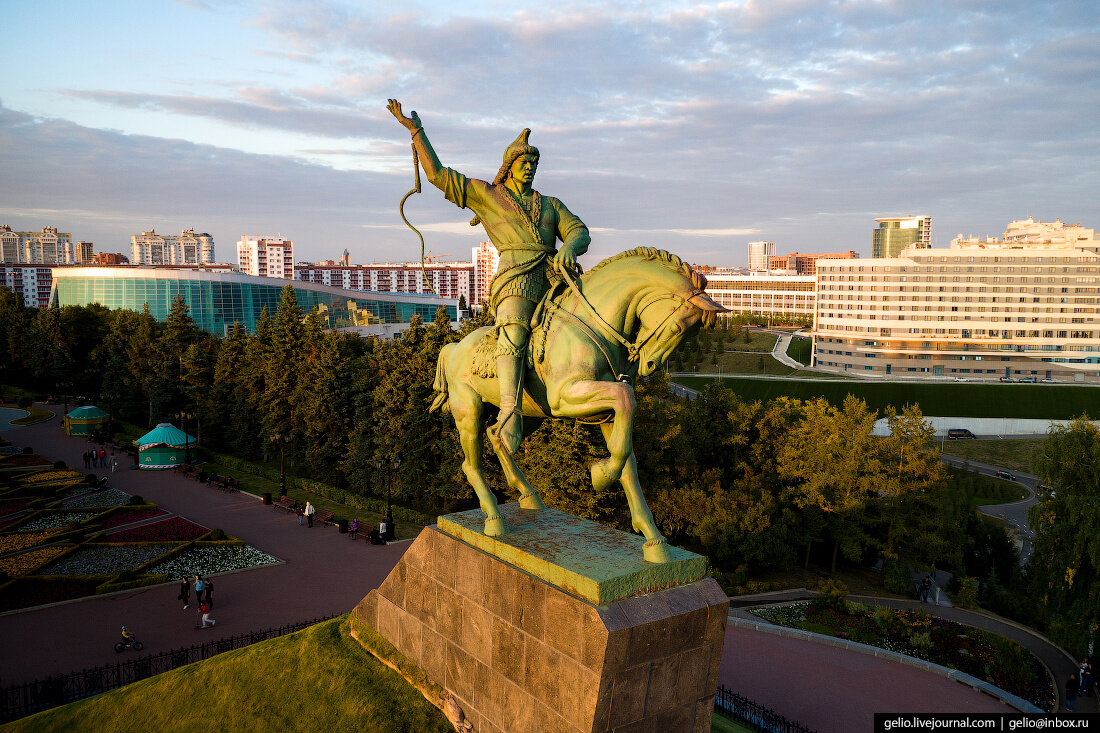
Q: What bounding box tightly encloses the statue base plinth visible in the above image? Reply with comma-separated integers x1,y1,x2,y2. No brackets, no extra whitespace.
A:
352,506,728,733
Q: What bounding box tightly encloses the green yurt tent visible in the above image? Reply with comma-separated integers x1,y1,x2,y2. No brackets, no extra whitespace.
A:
64,405,111,437
136,423,196,470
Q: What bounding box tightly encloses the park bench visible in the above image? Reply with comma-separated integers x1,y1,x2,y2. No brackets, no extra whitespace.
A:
274,495,296,512
176,464,195,477
314,508,335,526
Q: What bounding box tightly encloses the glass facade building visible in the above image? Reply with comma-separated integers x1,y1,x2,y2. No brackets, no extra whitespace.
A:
51,267,459,335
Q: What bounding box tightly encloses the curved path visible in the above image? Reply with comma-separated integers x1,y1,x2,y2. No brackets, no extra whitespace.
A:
729,589,1093,717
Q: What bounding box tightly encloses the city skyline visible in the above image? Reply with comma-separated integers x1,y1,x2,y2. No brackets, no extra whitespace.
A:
1,0,1097,267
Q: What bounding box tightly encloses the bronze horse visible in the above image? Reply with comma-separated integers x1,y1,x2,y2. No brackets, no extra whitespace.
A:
431,247,726,562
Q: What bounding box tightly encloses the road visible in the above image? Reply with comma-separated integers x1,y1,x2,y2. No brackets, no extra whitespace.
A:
941,454,1039,564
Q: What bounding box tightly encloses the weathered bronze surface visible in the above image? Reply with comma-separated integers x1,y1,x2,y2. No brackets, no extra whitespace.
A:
388,100,726,562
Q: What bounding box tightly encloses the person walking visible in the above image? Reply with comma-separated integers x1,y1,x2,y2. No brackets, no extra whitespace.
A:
178,575,190,610
110,454,117,473
194,574,204,604
296,504,304,526
204,577,214,609
304,501,316,528
82,451,90,470
1066,673,1079,711
98,447,107,468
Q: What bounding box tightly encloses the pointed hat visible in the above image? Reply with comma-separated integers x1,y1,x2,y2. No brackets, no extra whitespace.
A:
492,128,539,185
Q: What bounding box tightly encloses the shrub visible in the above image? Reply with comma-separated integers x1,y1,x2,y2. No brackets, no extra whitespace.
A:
811,578,850,613
128,495,144,506
53,460,66,469
909,631,934,653
955,577,978,608
884,561,912,595
207,528,227,541
84,473,98,486
17,396,31,409
22,446,33,454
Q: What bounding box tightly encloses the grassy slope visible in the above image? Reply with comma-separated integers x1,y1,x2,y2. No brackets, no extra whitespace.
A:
672,377,1100,420
943,438,1047,475
4,616,452,733
711,711,756,733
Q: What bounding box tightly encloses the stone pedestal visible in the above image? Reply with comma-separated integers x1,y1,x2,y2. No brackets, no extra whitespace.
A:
352,504,729,733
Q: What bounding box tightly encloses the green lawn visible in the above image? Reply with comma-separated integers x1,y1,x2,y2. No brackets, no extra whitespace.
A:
671,377,1100,420
786,335,812,366
4,616,452,733
942,438,1047,475
711,710,756,733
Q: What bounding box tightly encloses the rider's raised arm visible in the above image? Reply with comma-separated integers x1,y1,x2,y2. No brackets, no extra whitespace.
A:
387,99,446,186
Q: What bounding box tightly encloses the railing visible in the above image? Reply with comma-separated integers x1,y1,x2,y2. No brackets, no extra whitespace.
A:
714,685,817,733
0,615,337,722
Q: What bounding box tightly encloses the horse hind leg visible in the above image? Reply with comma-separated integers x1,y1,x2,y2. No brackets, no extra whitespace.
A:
599,422,672,564
452,391,507,536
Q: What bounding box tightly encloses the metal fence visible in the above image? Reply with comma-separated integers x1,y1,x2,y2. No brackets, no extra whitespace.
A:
0,615,337,722
714,685,817,733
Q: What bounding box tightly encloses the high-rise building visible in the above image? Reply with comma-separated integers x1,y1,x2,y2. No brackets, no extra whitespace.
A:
75,241,95,264
1,264,57,307
473,241,499,307
294,261,475,306
702,272,815,321
237,235,293,278
0,226,77,264
872,215,932,258
131,228,215,266
747,241,776,271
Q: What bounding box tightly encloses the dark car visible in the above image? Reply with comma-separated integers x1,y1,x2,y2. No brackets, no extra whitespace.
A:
947,428,976,440
995,470,1016,481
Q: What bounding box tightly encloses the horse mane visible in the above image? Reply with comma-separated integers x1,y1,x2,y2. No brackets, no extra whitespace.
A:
586,247,717,328
586,247,709,291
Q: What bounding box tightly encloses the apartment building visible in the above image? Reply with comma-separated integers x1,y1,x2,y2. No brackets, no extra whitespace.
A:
0,226,78,264
237,235,293,278
703,272,815,322
131,229,215,266
813,218,1100,382
294,261,475,306
1,264,58,307
768,251,858,275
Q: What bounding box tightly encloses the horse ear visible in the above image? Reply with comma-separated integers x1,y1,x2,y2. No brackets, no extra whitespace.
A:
687,292,729,313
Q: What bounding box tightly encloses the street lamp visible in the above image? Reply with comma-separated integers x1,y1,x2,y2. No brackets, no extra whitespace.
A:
175,411,193,464
271,433,289,496
375,455,401,542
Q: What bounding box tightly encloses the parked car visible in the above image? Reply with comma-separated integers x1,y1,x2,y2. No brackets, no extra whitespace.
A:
995,470,1016,480
1020,376,1038,383
953,376,969,382
999,376,1015,382
1041,377,1058,383
947,428,976,440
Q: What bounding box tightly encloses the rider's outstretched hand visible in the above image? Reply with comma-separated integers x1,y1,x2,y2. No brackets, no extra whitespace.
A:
387,99,421,133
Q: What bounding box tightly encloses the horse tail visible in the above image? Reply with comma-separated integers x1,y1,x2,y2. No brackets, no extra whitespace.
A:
429,343,452,414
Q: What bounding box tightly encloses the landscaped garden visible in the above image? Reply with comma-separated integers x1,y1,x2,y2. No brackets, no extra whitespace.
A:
0,457,281,612
750,595,1054,711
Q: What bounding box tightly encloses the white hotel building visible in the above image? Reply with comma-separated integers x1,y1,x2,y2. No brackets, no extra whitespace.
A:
812,218,1100,382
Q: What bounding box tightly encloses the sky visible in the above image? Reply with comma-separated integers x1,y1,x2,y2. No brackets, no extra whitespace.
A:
1,0,1098,269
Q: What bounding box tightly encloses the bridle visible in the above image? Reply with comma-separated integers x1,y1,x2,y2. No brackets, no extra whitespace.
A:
552,265,701,382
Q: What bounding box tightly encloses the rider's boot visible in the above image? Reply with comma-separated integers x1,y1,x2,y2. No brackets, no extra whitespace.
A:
495,353,524,454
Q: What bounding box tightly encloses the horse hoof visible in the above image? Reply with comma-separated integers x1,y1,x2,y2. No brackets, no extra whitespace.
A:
518,492,546,511
643,538,672,564
484,515,507,537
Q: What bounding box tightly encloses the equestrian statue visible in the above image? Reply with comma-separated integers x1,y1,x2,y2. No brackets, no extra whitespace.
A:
388,100,727,563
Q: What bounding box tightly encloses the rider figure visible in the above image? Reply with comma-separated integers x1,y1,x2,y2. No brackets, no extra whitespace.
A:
120,625,134,643
388,99,591,453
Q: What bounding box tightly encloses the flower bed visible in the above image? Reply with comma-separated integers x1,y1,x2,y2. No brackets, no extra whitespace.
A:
0,455,51,468
0,545,71,577
63,488,131,508
147,545,279,577
108,517,209,542
98,507,167,529
17,470,83,485
0,500,27,516
41,544,176,576
0,529,61,555
59,485,95,501
17,511,101,531
751,602,1053,710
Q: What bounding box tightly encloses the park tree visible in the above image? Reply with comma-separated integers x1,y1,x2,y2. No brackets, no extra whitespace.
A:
1028,417,1100,653
778,395,881,572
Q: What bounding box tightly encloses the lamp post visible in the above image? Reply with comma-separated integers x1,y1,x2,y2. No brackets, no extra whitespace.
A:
271,433,288,496
176,411,193,464
375,455,401,542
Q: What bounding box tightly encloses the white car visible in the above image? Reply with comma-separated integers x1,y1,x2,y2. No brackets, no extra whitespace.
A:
953,376,969,382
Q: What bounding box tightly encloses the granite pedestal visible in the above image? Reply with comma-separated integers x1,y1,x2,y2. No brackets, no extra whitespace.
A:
352,504,728,733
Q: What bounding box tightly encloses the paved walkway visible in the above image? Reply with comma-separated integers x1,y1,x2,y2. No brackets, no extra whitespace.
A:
729,589,1094,715
0,406,408,685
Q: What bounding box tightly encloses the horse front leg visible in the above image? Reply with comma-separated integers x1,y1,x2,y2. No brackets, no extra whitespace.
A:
451,390,507,536
486,420,546,511
600,421,672,564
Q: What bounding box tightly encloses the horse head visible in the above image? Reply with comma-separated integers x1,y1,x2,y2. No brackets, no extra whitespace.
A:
582,247,728,377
